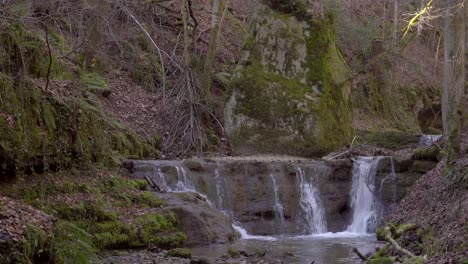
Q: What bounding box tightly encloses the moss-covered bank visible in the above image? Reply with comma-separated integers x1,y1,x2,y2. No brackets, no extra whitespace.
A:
225,2,352,157
0,170,187,263
0,21,159,177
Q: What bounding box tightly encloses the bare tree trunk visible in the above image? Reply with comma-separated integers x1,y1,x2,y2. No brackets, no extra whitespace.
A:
417,0,426,36
202,0,225,103
393,0,398,46
443,0,465,157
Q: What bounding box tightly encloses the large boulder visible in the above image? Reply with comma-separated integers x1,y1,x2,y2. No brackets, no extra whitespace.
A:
159,192,238,246
224,1,352,157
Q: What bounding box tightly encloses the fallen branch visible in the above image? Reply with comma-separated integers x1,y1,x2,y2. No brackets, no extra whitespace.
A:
352,247,367,261
377,224,417,258
324,136,357,160
145,175,161,192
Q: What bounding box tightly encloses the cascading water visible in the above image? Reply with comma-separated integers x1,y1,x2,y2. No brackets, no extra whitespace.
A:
347,157,383,233
175,166,194,191
419,134,442,147
156,168,169,191
296,167,327,234
214,166,226,210
269,173,285,226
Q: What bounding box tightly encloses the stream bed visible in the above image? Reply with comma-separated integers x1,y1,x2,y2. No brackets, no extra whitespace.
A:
192,233,381,264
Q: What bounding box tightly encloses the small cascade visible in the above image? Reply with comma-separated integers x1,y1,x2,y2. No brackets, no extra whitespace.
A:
214,166,226,210
269,174,285,226
419,134,442,147
296,167,327,234
347,157,383,233
156,168,169,191
175,166,194,191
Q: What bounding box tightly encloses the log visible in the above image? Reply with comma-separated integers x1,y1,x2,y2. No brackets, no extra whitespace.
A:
352,247,368,261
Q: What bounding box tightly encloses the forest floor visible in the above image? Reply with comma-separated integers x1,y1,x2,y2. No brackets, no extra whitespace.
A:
385,130,468,263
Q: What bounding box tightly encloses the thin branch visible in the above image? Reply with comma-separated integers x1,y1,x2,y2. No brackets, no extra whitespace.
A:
125,9,167,92
44,25,53,92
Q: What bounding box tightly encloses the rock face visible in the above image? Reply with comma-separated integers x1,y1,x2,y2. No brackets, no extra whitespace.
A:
224,1,352,157
126,146,438,238
129,158,353,235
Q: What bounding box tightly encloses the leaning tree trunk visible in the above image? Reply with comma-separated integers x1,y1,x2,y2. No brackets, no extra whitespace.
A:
443,0,465,158
202,0,224,104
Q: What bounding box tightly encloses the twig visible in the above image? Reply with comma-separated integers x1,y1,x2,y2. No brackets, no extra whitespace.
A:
125,9,167,93
44,25,52,92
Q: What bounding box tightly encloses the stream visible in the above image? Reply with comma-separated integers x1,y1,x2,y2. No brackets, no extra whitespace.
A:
191,233,380,263
129,156,397,263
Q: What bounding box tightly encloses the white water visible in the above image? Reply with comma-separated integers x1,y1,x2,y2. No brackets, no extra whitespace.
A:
269,174,285,226
156,168,169,191
347,157,382,233
214,166,226,210
175,166,194,191
419,134,442,147
232,223,277,241
296,167,327,234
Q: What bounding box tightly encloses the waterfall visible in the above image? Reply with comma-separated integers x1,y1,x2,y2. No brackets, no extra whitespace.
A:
347,157,383,233
419,134,442,147
156,168,169,191
175,166,194,191
296,167,327,234
269,174,285,226
214,166,226,210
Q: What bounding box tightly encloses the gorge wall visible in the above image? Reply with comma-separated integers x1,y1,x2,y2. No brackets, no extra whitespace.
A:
225,1,352,157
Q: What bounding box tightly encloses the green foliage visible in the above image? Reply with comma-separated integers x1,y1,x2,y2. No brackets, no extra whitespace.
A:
0,22,71,80
46,201,184,251
167,248,192,259
53,221,97,264
17,222,97,264
226,247,240,258
80,72,111,97
367,257,393,264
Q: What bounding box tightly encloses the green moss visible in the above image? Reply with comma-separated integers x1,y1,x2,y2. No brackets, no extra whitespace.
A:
357,130,420,149
48,202,184,250
226,247,241,258
80,72,111,97
168,248,192,259
53,221,97,263
227,5,352,156
14,221,97,264
129,179,149,190
132,191,163,207
367,257,393,264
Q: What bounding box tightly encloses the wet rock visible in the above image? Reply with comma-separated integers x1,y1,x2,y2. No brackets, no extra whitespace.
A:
160,192,238,246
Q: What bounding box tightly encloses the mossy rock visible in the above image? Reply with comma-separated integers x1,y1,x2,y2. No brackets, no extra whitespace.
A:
225,4,352,157
402,256,425,264
168,248,192,259
357,130,420,149
367,257,393,264
226,247,241,258
413,146,440,161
